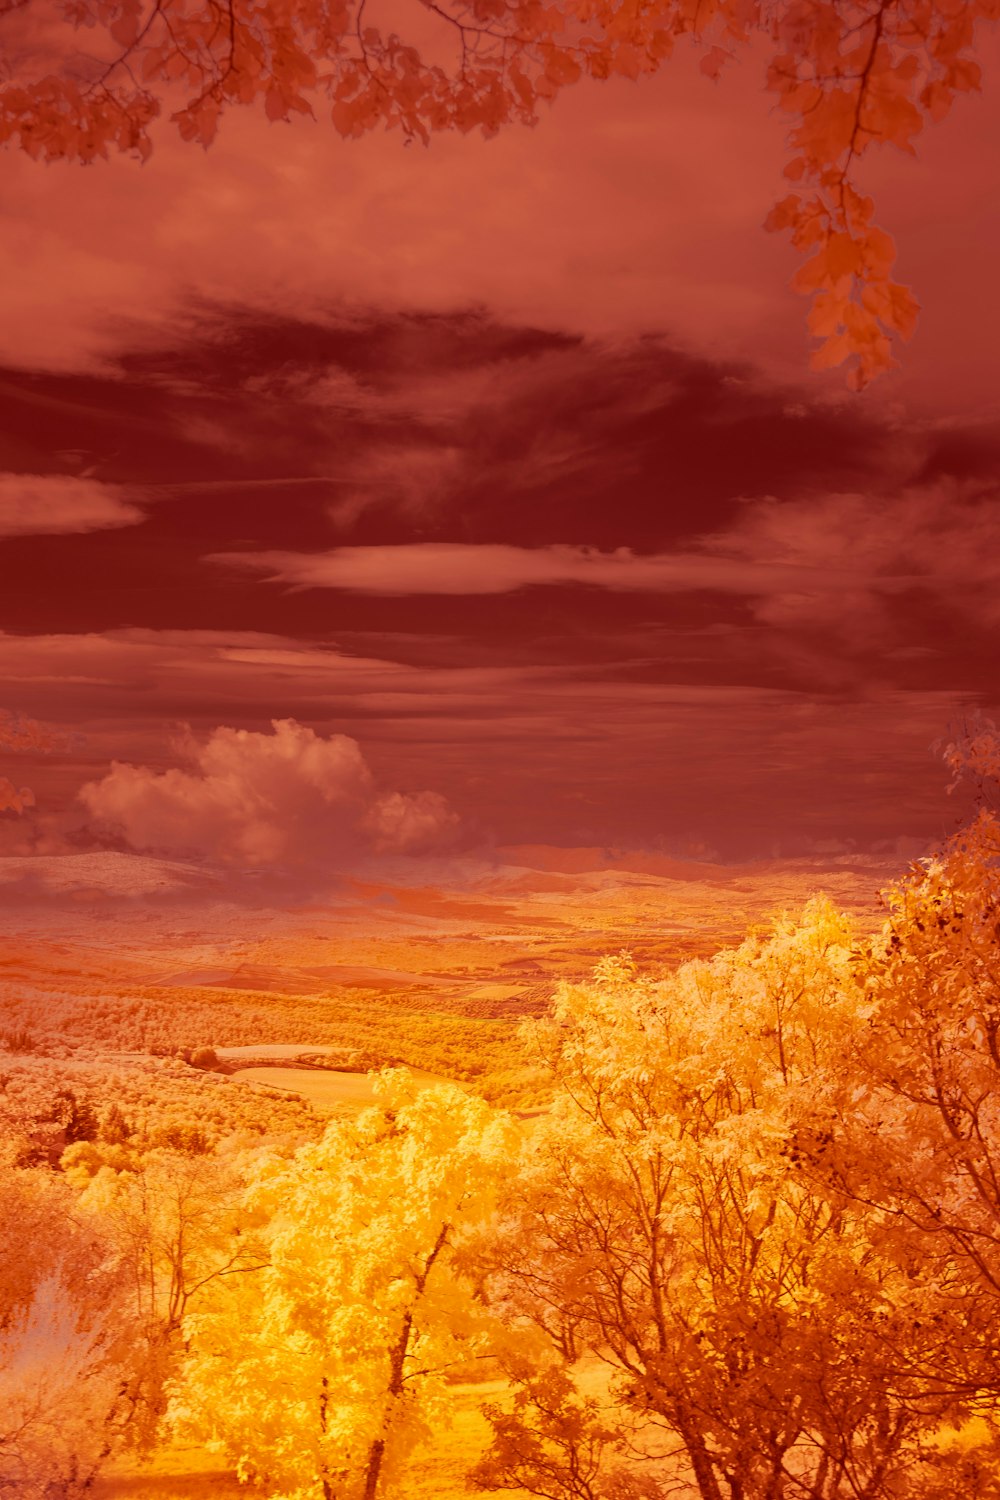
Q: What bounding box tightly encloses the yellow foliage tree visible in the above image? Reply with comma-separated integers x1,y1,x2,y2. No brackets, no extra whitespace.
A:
477,901,989,1499
79,1147,260,1340
2,0,994,384
174,1072,517,1500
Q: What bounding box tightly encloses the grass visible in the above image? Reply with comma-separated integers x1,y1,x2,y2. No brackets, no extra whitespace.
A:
94,1381,522,1500
228,1063,450,1114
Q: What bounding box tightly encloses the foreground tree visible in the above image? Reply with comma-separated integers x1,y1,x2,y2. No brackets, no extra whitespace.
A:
0,1155,140,1497
842,807,1000,1398
73,1145,265,1445
174,1072,517,1500
2,0,995,384
477,904,994,1500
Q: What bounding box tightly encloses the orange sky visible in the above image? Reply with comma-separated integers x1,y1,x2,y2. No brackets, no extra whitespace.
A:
1,30,998,871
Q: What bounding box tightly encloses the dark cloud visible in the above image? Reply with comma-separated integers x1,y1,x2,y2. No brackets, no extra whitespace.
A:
1,310,998,858
0,310,942,635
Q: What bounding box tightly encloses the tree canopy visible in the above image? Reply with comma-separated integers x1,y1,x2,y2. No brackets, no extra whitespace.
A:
476,899,996,1500
175,1072,517,1500
1,0,996,384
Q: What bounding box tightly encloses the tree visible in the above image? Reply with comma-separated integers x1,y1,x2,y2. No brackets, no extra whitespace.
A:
0,1154,141,1497
78,1146,262,1334
76,1144,266,1444
1,0,994,385
841,806,1000,1401
478,905,991,1500
939,712,1000,812
174,1071,517,1500
471,1359,668,1500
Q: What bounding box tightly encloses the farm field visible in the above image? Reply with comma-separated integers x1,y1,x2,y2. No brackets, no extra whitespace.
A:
0,844,899,1114
229,1063,450,1113
0,843,898,1052
1,843,908,1500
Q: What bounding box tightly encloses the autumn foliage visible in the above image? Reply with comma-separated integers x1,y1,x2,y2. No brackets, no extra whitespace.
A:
2,0,996,384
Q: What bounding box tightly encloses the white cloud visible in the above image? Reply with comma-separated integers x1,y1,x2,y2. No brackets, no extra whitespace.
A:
0,52,799,377
703,483,1000,639
77,717,460,867
210,541,867,596
0,474,143,537
361,789,461,854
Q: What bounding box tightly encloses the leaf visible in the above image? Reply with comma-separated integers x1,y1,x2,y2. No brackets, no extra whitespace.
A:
809,330,852,370
860,225,896,279
920,78,954,122
264,86,288,120
806,289,846,337
109,10,139,47
700,45,728,80
824,231,863,282
948,57,982,92
763,192,801,233
543,48,581,86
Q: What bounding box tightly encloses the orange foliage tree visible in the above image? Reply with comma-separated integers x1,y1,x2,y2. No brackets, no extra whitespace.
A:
844,807,1000,1392
1,0,995,385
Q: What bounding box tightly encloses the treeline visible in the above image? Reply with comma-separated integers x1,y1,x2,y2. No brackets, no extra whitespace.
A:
4,804,1000,1498
0,970,533,1096
0,1051,320,1169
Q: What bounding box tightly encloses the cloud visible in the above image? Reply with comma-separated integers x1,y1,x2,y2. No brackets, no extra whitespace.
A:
0,623,983,855
0,474,143,537
0,52,800,379
211,541,871,596
328,444,466,526
0,28,998,415
0,779,34,815
210,478,1000,612
77,717,460,868
360,788,461,854
702,482,1000,641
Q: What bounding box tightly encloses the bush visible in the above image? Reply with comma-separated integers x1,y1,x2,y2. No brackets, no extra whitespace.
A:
1,1027,35,1054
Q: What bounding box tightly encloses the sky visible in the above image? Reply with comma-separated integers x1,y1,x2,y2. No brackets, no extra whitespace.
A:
1,23,999,870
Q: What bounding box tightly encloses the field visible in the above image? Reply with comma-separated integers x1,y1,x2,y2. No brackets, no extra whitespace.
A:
2,844,904,1499
228,1063,450,1113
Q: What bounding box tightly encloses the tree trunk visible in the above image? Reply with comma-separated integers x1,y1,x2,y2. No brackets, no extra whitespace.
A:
360,1222,450,1500
318,1374,333,1500
674,1410,724,1500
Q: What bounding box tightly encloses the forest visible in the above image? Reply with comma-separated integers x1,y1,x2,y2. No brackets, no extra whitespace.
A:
3,731,1000,1500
